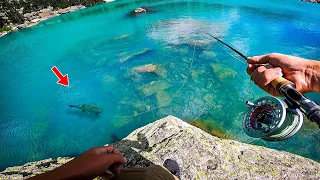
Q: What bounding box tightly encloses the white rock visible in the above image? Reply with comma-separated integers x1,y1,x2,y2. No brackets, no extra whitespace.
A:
134,7,147,13
30,18,40,23
58,9,70,14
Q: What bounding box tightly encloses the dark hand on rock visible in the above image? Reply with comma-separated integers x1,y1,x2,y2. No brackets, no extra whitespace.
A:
28,146,126,180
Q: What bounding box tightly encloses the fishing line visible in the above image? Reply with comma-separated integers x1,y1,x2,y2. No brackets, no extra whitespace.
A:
115,45,196,118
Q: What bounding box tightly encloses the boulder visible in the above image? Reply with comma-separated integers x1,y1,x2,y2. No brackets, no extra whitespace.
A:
131,64,166,77
30,18,40,23
58,9,70,14
0,32,8,38
132,64,157,74
39,7,53,13
210,63,237,81
200,50,217,59
119,48,151,63
16,24,27,29
113,116,320,179
23,12,36,19
134,7,147,13
156,91,172,106
138,80,172,96
114,34,131,40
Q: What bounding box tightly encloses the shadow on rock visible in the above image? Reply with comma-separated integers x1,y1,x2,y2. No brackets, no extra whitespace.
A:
163,159,180,179
112,132,154,168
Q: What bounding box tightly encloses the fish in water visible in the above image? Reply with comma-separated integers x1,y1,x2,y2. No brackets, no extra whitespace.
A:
69,104,103,115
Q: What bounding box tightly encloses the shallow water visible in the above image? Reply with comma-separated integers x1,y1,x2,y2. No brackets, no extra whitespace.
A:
0,0,320,169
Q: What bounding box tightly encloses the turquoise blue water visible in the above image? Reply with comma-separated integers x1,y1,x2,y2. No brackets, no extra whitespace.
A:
1,0,320,170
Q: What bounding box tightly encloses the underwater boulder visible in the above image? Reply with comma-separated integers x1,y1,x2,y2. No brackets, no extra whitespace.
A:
118,48,151,63
210,63,237,81
138,80,172,96
114,34,131,40
200,50,217,59
203,93,216,105
156,91,172,107
133,64,158,73
131,64,167,77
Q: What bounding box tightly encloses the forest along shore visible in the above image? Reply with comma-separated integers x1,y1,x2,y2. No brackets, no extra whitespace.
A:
0,0,114,38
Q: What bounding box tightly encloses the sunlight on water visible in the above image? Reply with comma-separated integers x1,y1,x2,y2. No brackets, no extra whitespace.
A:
0,0,319,169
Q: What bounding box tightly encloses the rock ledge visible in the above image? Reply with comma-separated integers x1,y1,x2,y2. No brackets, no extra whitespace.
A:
1,115,320,179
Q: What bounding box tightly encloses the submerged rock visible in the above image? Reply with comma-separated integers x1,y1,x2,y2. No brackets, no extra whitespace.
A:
131,64,167,77
138,80,172,96
210,63,237,81
1,116,320,179
114,34,131,40
200,50,217,59
189,119,230,139
119,48,151,63
132,64,157,74
156,91,172,107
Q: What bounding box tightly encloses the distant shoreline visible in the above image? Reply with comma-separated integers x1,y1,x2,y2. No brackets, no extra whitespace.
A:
0,0,115,38
0,5,86,38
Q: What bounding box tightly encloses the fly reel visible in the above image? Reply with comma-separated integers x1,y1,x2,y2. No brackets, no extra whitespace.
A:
243,96,303,142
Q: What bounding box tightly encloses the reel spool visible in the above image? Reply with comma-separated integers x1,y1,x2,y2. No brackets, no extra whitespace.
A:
243,96,303,142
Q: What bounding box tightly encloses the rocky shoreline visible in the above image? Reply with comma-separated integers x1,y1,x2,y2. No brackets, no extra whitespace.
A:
0,5,86,38
1,116,320,179
0,0,116,38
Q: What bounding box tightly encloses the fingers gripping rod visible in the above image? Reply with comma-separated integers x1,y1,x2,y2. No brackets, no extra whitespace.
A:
205,32,320,127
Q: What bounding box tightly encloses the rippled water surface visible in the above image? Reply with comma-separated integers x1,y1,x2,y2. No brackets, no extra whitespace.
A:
0,0,320,169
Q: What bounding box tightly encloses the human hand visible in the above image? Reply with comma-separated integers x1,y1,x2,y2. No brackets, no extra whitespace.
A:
28,146,126,180
246,53,317,96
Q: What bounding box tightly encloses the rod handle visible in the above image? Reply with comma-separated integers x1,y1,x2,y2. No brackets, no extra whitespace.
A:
271,77,295,90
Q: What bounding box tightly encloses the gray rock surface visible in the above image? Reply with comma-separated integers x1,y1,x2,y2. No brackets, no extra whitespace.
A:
1,115,320,179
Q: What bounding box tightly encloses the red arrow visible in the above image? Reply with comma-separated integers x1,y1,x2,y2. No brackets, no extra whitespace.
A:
51,66,69,87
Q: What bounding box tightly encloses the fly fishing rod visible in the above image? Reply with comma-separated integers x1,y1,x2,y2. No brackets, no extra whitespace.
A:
205,32,320,141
